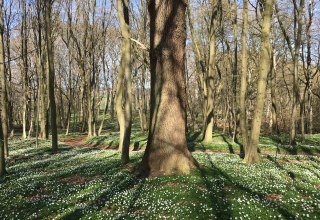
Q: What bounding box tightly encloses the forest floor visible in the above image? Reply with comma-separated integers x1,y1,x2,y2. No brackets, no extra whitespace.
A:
60,129,320,156
0,131,320,219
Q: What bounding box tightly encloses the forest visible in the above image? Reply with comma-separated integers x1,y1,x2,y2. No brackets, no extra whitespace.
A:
0,0,320,219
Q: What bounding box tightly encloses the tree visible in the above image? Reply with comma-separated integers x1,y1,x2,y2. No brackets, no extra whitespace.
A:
44,0,58,153
3,0,14,137
116,0,132,164
141,0,196,176
0,0,7,157
34,0,48,139
275,0,305,145
0,0,7,176
21,0,29,139
239,0,248,151
202,0,218,143
243,0,273,164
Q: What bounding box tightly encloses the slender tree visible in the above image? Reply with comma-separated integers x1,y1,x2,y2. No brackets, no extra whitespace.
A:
21,0,28,139
0,0,7,157
116,0,132,164
202,0,218,143
231,0,239,142
3,0,13,135
243,0,273,164
270,49,279,134
275,0,305,145
44,0,58,153
239,0,248,151
0,0,7,176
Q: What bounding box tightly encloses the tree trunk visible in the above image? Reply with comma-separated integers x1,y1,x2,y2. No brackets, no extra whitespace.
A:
270,50,279,134
239,0,248,151
4,8,13,135
45,0,58,153
141,0,196,176
306,0,314,134
87,69,94,136
0,0,7,176
289,0,305,145
203,0,218,143
116,0,132,164
21,0,28,139
36,0,47,139
243,0,273,164
98,90,109,136
138,67,148,133
0,36,7,157
232,0,239,142
65,44,72,136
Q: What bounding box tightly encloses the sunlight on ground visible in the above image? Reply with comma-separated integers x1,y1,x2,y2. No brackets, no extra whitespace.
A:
0,139,319,219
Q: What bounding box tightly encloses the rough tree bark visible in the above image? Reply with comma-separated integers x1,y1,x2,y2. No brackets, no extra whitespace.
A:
141,0,197,176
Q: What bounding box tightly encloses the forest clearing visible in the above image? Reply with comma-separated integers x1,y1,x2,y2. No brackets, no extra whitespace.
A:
0,0,320,219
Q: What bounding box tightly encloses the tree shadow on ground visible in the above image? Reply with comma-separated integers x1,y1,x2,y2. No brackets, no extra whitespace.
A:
187,131,202,151
202,153,296,219
61,157,142,220
133,141,140,151
198,156,232,219
267,155,314,188
221,135,235,154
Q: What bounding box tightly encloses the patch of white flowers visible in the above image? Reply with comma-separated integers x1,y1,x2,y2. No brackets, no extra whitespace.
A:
0,140,319,219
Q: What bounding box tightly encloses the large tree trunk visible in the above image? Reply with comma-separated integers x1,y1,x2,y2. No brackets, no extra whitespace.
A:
141,0,196,176
243,0,273,164
0,0,7,176
239,0,248,151
45,0,58,153
116,0,132,164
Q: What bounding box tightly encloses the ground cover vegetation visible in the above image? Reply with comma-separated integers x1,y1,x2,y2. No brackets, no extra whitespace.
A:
0,0,320,219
